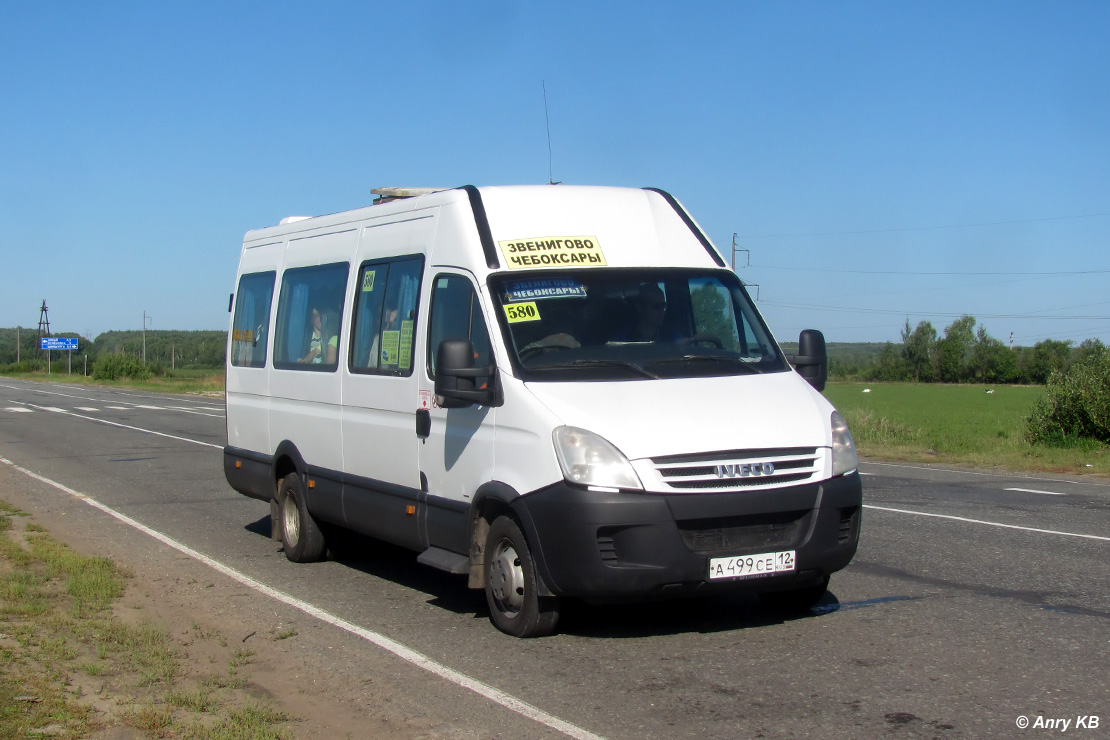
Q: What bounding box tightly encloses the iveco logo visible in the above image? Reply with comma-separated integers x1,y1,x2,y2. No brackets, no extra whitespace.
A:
715,462,775,478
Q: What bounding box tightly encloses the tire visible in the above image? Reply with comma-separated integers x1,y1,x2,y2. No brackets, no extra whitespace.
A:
278,474,327,563
484,516,560,638
759,575,830,612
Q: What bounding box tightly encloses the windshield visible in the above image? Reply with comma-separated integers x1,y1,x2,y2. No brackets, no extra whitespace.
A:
489,269,789,381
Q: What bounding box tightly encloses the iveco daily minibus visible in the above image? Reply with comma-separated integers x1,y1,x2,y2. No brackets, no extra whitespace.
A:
224,185,862,637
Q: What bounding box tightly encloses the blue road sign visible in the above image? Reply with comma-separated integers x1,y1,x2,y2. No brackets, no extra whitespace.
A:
41,337,78,350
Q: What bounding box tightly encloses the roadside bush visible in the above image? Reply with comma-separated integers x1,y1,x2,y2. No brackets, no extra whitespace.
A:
0,359,44,374
1026,353,1110,446
92,353,152,381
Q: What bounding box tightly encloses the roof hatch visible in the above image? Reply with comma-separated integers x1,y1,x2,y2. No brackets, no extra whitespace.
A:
371,187,449,204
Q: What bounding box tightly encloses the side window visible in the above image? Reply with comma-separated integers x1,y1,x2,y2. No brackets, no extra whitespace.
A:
230,271,275,368
428,274,493,386
350,257,423,376
273,262,349,371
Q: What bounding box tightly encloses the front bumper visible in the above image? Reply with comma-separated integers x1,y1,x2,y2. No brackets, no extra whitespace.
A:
511,472,862,602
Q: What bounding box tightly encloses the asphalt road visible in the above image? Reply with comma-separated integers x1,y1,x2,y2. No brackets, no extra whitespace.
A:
1,378,1107,739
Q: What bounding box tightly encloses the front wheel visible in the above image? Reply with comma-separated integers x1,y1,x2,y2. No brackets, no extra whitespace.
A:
484,516,560,637
278,474,327,563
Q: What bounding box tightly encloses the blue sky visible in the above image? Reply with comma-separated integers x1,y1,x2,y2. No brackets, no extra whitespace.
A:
2,1,1107,347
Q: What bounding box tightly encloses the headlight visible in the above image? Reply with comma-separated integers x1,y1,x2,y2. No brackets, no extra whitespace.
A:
552,426,643,490
831,410,858,477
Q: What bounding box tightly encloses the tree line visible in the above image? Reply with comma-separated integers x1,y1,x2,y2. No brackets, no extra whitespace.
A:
2,320,1107,387
830,316,1106,385
0,329,226,371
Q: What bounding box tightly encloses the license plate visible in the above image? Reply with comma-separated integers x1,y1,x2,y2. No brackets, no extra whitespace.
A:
708,550,795,580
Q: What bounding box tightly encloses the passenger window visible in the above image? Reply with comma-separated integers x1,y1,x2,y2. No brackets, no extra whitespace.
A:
273,262,349,371
230,271,275,368
428,274,493,387
350,257,423,376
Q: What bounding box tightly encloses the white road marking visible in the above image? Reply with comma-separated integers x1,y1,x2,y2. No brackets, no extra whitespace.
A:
1005,487,1066,496
4,407,33,413
134,405,163,410
0,455,607,740
861,460,1110,488
25,404,222,450
75,407,99,412
157,406,223,418
40,406,66,413
863,505,1109,542
0,384,223,418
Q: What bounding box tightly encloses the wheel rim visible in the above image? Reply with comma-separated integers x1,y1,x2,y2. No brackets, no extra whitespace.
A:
282,492,301,547
489,537,525,616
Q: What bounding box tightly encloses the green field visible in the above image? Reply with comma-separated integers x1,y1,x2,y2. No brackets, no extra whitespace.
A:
824,382,1108,476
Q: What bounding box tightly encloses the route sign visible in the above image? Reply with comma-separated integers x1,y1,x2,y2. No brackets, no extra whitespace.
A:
41,337,78,351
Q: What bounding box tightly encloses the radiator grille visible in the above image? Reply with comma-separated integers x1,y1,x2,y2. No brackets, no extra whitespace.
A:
647,447,820,492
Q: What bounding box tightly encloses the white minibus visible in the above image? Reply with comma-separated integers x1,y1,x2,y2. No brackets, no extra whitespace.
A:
224,185,861,637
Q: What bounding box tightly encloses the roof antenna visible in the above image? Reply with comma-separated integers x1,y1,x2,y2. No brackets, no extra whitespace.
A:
543,81,560,185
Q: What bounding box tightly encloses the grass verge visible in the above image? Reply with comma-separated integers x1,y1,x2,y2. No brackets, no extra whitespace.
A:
0,370,224,397
824,382,1108,475
0,500,294,739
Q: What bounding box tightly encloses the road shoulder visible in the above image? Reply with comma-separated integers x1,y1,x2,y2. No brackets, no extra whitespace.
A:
0,463,488,740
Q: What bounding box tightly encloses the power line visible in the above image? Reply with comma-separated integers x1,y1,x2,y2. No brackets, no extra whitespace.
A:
1013,325,1110,342
759,300,1110,320
1023,300,1110,314
739,211,1110,239
752,264,1110,276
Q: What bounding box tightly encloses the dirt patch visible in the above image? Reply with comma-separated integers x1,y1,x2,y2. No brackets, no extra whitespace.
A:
0,470,504,740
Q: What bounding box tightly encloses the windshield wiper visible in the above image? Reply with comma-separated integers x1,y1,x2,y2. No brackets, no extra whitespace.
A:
652,355,763,373
528,358,660,379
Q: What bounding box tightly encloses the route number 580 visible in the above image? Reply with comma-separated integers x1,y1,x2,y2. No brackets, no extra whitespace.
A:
504,302,541,323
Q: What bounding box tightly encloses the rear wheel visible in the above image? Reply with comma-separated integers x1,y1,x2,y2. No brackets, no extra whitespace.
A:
484,516,560,637
278,474,327,563
759,575,830,611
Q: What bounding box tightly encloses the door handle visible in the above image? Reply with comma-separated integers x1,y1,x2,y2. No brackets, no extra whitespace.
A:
415,408,431,439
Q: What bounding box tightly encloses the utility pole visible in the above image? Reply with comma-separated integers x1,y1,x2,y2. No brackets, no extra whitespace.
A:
730,234,760,299
37,300,51,363
730,233,750,272
142,311,152,363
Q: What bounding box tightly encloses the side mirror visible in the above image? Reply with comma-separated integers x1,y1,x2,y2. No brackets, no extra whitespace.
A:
792,329,828,391
434,339,499,408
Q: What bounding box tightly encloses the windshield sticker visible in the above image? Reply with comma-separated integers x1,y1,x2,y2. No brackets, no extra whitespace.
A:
504,278,588,302
380,330,400,365
498,236,605,269
504,301,542,323
361,270,376,292
398,320,414,370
